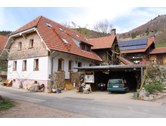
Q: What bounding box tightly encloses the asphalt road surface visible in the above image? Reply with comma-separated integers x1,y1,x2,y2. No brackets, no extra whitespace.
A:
0,87,166,118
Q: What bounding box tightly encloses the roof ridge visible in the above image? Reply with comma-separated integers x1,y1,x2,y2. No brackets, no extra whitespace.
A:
89,35,115,40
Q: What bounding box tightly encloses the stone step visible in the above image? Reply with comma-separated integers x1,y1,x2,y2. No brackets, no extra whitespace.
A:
162,90,166,93
164,87,166,90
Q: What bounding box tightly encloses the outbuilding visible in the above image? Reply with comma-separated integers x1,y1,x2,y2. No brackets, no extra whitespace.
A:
74,64,146,91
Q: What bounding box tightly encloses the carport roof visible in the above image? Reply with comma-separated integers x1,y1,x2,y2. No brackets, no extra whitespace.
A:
74,64,146,70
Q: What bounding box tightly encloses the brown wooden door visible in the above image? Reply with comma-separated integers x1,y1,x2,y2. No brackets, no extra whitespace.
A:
157,54,163,65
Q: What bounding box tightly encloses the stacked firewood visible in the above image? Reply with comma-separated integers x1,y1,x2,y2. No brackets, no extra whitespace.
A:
70,72,79,84
53,71,65,90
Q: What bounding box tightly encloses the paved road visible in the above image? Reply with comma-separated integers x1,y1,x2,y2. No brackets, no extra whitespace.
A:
1,86,166,118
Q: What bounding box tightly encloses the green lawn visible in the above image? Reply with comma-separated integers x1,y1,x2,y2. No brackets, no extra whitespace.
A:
0,98,15,111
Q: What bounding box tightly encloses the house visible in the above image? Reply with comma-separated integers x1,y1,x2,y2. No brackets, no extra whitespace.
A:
118,35,155,64
150,47,166,65
1,16,103,91
89,29,120,65
0,35,8,80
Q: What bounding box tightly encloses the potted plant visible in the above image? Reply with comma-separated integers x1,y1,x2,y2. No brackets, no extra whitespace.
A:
47,86,51,93
19,84,23,89
52,85,57,93
76,87,79,93
57,88,61,93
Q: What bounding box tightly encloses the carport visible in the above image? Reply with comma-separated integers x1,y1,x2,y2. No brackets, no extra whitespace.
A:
74,64,146,91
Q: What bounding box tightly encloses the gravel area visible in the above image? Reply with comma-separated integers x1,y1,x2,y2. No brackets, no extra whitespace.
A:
0,99,92,118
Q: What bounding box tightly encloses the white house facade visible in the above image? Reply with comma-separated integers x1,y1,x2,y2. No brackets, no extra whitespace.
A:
3,16,101,92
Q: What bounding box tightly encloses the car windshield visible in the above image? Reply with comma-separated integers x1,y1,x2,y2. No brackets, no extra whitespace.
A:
109,79,122,84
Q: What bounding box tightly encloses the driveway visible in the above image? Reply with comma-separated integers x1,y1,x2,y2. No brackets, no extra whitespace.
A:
1,85,166,117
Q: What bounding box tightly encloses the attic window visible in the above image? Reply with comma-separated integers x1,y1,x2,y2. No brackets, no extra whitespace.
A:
61,37,68,44
84,36,88,41
75,33,79,37
45,21,52,27
59,27,63,32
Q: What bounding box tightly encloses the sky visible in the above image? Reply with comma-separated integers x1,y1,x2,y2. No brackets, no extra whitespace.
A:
0,1,166,34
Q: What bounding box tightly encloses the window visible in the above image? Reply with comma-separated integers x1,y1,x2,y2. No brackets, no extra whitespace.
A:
68,60,73,71
58,58,64,71
81,43,85,50
18,42,22,50
29,39,34,48
84,36,88,41
87,45,91,52
61,37,68,44
59,27,63,32
45,21,52,27
78,62,82,67
34,59,39,71
13,61,17,71
75,33,79,37
22,60,27,71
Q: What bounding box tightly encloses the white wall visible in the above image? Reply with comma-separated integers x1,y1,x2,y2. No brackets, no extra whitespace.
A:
7,56,49,80
50,52,97,79
7,53,98,81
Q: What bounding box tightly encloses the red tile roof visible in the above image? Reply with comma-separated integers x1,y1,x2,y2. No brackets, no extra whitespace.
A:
88,36,116,50
0,35,8,53
150,47,166,54
9,16,102,61
120,38,154,54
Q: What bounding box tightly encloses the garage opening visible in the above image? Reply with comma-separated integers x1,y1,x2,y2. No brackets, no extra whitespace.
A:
92,71,139,92
74,65,146,93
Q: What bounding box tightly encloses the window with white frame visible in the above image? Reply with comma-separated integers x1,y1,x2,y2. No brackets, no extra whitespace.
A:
22,60,27,71
58,58,64,71
13,61,17,71
34,59,39,71
68,60,73,71
29,39,34,48
18,42,22,50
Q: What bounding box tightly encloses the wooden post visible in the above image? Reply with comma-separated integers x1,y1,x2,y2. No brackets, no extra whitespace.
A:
141,67,143,84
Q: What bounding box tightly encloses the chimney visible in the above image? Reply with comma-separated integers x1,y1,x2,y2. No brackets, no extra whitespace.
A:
150,31,155,43
111,29,116,36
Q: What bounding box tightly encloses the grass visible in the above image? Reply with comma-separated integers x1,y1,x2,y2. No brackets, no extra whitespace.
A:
0,98,15,112
155,43,166,48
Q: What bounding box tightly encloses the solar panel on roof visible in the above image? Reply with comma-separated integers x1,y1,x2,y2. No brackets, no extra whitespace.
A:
118,42,124,47
120,44,146,51
136,45,146,49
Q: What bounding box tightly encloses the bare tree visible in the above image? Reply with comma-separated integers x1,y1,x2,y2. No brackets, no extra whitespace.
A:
93,19,113,37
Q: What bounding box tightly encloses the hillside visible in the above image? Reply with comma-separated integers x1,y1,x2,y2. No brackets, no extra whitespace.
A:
0,31,12,36
119,14,166,39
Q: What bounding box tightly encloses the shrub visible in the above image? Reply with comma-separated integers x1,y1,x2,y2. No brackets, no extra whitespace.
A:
143,82,164,94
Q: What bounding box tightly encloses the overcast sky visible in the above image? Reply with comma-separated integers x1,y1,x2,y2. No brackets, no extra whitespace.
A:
0,0,166,34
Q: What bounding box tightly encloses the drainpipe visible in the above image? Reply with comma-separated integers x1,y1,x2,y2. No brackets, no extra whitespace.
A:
50,50,61,89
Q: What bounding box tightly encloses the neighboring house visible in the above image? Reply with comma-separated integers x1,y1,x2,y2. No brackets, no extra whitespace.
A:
150,47,166,65
118,35,155,64
1,16,102,91
89,29,120,65
0,35,8,80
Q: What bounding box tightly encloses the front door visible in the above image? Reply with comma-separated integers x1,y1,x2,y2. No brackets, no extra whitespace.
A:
157,54,163,65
